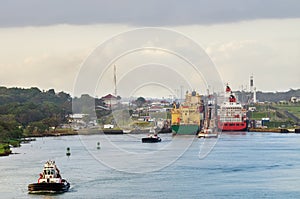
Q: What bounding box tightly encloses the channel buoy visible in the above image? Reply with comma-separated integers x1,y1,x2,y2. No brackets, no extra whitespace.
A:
66,147,71,157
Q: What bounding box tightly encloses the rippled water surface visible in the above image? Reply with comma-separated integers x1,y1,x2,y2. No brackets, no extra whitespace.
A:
1,132,300,198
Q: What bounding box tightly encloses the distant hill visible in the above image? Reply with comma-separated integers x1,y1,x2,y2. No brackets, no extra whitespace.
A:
235,89,300,103
256,89,300,102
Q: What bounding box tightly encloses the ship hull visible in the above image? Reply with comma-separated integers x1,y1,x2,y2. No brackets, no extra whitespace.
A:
28,181,70,194
217,121,247,131
171,124,199,135
142,137,161,143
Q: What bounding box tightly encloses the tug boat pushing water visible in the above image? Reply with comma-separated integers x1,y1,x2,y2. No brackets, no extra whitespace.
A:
28,160,70,194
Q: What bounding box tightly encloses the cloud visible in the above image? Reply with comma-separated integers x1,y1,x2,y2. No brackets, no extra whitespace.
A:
206,38,300,92
1,0,300,27
0,20,299,96
0,51,85,94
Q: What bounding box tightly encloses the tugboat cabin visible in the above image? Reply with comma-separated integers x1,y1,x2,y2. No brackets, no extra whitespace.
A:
38,160,61,183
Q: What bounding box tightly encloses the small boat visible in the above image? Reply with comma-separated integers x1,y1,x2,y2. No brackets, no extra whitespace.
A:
28,160,70,194
142,134,162,143
198,128,218,138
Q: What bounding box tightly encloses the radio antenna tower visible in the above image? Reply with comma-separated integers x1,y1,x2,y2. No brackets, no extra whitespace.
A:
114,64,117,96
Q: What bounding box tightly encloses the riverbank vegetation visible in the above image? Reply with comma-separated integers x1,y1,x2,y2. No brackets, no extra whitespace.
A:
0,87,72,155
249,102,300,128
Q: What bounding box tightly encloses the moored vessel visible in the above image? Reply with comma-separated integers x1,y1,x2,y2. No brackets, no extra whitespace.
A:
217,85,248,131
171,91,204,135
198,97,219,138
28,160,70,194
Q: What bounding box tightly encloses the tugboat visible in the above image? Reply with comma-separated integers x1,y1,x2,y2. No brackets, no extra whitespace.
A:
142,128,161,143
28,160,70,194
142,133,162,143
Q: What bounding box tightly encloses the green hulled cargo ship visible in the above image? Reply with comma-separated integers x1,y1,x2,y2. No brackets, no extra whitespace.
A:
171,124,200,135
171,91,204,135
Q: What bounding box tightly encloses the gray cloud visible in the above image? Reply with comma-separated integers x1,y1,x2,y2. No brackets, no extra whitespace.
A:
1,0,300,27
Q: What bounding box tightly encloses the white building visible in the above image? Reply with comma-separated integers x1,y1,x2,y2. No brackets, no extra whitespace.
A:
291,97,300,103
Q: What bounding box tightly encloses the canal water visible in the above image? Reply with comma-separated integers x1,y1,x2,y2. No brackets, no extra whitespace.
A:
1,132,300,198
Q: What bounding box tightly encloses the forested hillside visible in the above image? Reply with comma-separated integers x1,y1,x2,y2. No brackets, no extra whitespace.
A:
0,87,72,143
256,89,300,102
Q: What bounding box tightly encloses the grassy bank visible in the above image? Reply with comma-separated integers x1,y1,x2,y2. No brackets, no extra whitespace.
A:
0,143,11,156
249,103,300,127
273,104,300,119
0,139,22,156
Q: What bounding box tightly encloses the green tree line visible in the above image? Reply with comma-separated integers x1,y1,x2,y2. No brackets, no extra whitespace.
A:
0,87,72,143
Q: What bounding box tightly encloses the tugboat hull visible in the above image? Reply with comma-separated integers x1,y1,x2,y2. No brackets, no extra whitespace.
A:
28,181,70,193
142,137,161,143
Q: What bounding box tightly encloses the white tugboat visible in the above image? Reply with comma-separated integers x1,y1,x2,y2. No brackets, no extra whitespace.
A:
28,160,70,194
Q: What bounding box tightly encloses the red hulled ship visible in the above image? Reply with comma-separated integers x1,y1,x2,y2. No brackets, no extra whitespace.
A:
217,85,248,131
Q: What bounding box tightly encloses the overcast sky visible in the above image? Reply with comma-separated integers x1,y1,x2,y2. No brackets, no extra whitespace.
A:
1,0,299,97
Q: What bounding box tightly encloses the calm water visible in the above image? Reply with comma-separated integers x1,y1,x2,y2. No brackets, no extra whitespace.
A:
1,132,300,199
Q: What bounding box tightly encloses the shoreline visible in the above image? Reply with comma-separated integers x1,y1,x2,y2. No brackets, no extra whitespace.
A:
2,127,300,157
248,127,300,133
0,129,78,157
26,131,79,137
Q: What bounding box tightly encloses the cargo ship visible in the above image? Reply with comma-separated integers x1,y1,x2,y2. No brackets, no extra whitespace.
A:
171,91,204,135
217,85,248,131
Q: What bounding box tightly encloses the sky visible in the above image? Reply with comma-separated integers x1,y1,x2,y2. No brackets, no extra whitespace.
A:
1,0,300,97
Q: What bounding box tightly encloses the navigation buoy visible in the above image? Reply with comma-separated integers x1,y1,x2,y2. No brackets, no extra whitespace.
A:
97,142,101,150
66,147,71,157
